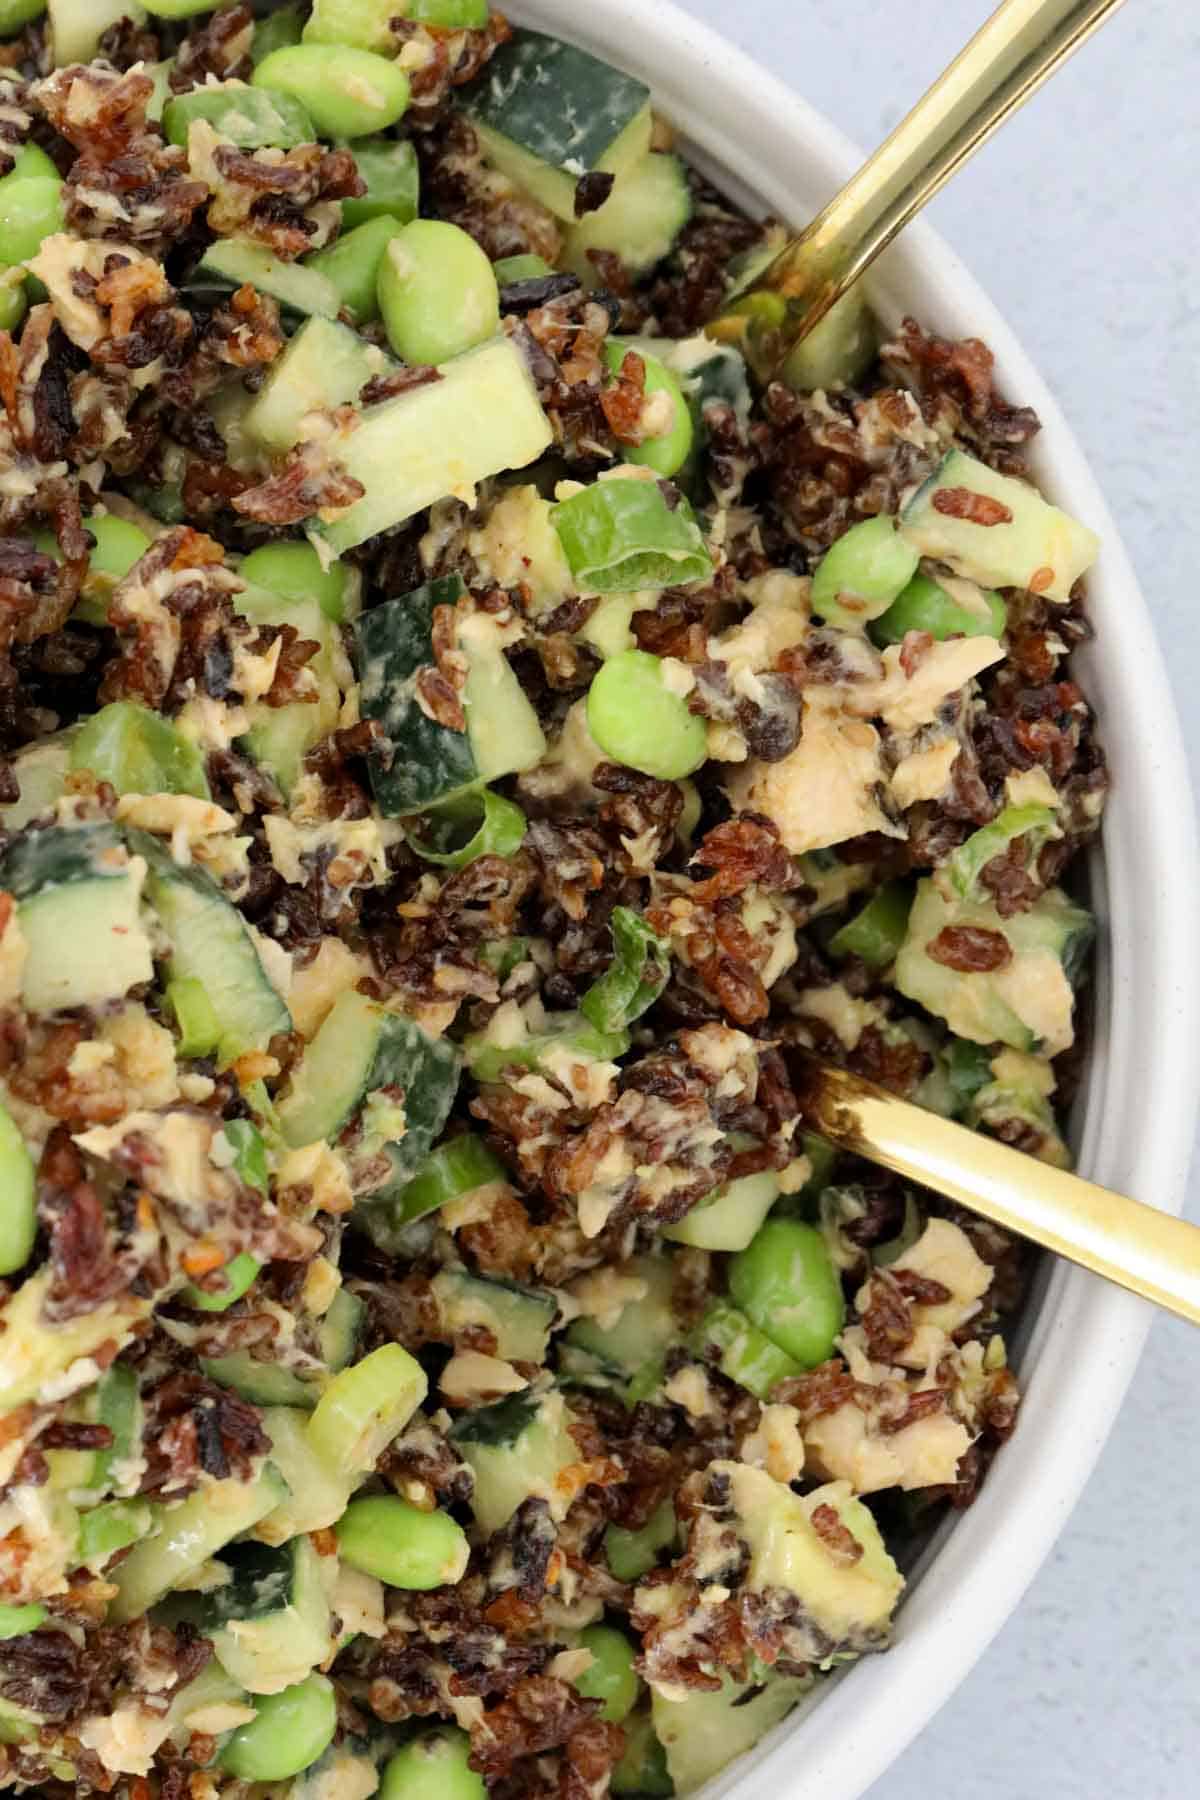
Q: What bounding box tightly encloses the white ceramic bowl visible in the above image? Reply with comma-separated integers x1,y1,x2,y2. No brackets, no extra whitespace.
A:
508,3,1200,1793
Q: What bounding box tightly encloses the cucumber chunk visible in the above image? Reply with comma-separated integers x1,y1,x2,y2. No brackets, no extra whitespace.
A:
567,1255,676,1377
341,137,420,230
134,831,291,1064
465,30,651,223
234,574,345,797
899,449,1099,600
358,574,546,815
450,1386,581,1537
46,0,138,65
203,1351,325,1411
309,334,552,554
431,1270,556,1362
191,238,341,321
564,153,691,285
663,1168,781,1252
70,701,210,800
108,1466,288,1623
2,734,72,830
208,1534,332,1694
0,824,154,1014
652,1668,811,1796
245,316,392,454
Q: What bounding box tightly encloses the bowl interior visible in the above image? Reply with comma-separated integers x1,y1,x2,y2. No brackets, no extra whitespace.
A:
505,3,1200,1796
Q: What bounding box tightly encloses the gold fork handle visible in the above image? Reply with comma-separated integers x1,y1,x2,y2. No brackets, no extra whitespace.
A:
739,0,1128,376
795,1056,1200,1328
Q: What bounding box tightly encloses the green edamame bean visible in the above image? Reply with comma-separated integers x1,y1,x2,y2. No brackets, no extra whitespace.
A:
0,0,46,35
145,0,222,16
240,541,355,623
0,1601,45,1639
0,177,65,267
493,253,552,283
3,145,57,184
380,1727,484,1800
0,272,25,333
220,1674,337,1782
575,1624,642,1723
335,1494,470,1589
308,215,402,324
377,219,499,365
399,0,488,25
604,340,694,480
587,648,707,781
341,137,419,230
0,1103,35,1276
871,571,1007,645
36,511,151,626
810,516,920,629
612,1710,672,1797
251,1,304,63
728,1218,845,1368
253,44,410,140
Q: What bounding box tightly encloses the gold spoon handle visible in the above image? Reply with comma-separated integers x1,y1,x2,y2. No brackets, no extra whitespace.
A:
734,0,1128,377
795,1055,1200,1327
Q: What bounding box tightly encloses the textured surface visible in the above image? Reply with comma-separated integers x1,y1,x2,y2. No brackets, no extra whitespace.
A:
672,0,1200,1791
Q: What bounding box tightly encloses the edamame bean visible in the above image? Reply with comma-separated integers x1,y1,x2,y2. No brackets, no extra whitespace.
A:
253,44,410,140
0,1103,35,1276
399,0,488,25
308,215,402,324
604,339,693,480
0,271,25,333
377,219,499,365
0,0,46,35
145,0,223,15
220,1674,337,1782
380,1727,484,1800
586,648,707,781
612,1710,672,1797
0,1601,45,1639
575,1624,642,1723
871,571,1006,645
240,541,356,623
0,177,65,267
493,253,552,283
728,1218,845,1368
3,145,57,183
341,137,420,229
251,1,304,62
35,511,151,625
810,516,920,628
335,1494,470,1589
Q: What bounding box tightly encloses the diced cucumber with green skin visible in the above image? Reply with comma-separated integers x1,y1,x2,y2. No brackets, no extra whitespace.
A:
965,1050,1071,1168
309,334,553,554
163,83,318,151
552,479,712,592
652,1667,812,1796
829,881,914,969
465,30,651,223
317,1285,364,1372
234,575,344,797
277,988,461,1172
564,153,691,284
604,1497,676,1583
431,1270,556,1362
899,449,1100,601
108,1465,289,1623
46,0,141,65
0,1105,35,1277
203,1351,325,1411
464,1011,629,1084
612,1708,673,1797
133,831,291,1064
245,315,393,454
392,1133,507,1227
0,824,155,1014
358,574,546,816
192,238,341,321
663,1167,781,1253
2,733,72,829
252,3,304,62
779,286,878,392
895,878,1093,1053
871,571,1007,646
450,1387,581,1537
308,215,403,324
942,803,1058,904
70,701,210,800
567,1255,677,1376
690,1299,802,1400
341,137,420,230
164,1659,249,1750
208,1535,332,1694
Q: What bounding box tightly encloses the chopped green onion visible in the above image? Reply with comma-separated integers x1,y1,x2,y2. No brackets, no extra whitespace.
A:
335,1494,469,1589
552,478,712,592
0,1103,35,1277
406,788,526,870
166,977,222,1059
871,571,1006,645
828,881,913,969
582,906,670,1033
465,1014,629,1084
0,1603,46,1640
182,1251,262,1314
942,803,1057,903
392,1134,507,1227
76,1499,153,1565
939,1037,994,1113
306,1342,427,1476
691,1300,803,1401
223,1118,269,1193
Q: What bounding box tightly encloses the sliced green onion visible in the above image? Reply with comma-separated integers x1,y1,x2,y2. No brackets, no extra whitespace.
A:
406,788,526,870
465,1014,629,1085
691,1300,803,1401
552,478,712,592
942,803,1057,903
0,1603,46,1640
392,1134,507,1227
829,881,913,969
87,1363,141,1493
335,1494,469,1589
582,906,670,1033
940,1037,994,1114
166,977,222,1059
306,1342,427,1476
76,1499,153,1565
182,1251,262,1314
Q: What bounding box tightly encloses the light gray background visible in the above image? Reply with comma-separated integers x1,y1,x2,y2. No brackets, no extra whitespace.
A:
670,1,1199,1793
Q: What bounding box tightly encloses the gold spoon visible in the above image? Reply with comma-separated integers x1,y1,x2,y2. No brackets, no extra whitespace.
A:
714,0,1128,381
793,1054,1200,1326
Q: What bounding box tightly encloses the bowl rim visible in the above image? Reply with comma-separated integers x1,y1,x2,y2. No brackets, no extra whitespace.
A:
507,2,1200,1794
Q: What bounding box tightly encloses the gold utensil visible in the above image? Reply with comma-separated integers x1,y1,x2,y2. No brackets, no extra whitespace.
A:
793,1052,1200,1327
715,0,1128,382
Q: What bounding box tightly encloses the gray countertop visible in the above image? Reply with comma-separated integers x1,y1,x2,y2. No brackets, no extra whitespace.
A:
672,0,1200,1791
